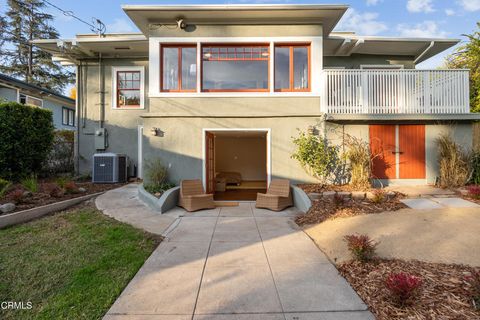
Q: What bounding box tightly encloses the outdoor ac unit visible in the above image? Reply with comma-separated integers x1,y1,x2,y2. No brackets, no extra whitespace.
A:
92,153,128,183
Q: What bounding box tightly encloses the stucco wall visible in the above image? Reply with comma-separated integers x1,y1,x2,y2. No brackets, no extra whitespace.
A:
142,116,321,185
77,59,149,175
324,54,415,69
149,24,323,38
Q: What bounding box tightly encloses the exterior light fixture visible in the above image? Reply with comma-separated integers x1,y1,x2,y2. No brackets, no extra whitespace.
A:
150,127,159,136
307,125,316,135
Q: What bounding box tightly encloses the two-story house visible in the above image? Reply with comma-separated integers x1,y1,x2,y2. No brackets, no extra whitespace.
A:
0,73,76,130
34,4,479,200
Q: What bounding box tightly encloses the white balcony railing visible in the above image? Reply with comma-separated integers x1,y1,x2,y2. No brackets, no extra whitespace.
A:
322,69,470,114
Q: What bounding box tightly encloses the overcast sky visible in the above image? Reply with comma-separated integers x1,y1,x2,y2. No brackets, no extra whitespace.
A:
1,0,479,69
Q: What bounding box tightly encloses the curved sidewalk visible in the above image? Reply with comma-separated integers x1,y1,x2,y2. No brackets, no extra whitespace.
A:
97,185,373,320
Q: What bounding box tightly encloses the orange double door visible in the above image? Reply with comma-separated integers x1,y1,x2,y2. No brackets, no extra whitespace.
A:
369,124,426,180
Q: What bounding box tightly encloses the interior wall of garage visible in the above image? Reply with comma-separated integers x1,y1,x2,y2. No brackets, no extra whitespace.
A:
215,136,267,181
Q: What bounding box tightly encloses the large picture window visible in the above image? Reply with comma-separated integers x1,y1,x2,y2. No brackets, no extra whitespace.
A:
202,45,269,92
161,45,197,92
274,44,310,92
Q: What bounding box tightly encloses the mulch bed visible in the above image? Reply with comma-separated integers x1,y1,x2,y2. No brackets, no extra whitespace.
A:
295,195,407,226
339,259,479,319
0,181,126,214
298,183,372,193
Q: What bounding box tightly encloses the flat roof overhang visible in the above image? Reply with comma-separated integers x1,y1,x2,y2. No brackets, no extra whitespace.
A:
122,4,349,36
324,33,459,64
325,113,480,123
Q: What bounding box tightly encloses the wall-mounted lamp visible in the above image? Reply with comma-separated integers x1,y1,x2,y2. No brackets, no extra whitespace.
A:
307,125,317,135
150,127,159,136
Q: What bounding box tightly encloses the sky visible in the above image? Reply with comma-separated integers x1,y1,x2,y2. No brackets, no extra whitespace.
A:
0,0,479,70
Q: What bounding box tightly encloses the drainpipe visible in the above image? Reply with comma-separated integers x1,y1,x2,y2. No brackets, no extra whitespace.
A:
74,63,80,174
98,52,105,128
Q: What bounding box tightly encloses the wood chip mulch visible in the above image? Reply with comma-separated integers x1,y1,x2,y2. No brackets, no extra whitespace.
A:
298,183,371,193
295,196,407,226
1,182,126,214
338,259,479,320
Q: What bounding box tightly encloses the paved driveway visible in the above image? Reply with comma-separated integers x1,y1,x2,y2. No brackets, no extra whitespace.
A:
103,202,372,320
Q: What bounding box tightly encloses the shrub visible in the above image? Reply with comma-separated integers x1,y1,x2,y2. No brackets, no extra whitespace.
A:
0,178,12,198
385,272,422,306
41,130,74,176
344,135,372,190
0,102,54,181
436,133,470,188
144,182,176,196
470,152,480,185
20,175,38,193
144,158,170,192
55,176,70,188
9,189,24,204
43,183,64,198
344,234,378,262
371,189,385,203
64,181,79,194
465,268,480,309
292,130,340,185
467,185,480,199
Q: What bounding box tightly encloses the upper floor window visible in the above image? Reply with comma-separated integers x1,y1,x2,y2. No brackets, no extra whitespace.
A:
161,45,197,92
274,44,310,92
201,45,269,92
112,66,145,109
62,107,75,126
19,93,43,107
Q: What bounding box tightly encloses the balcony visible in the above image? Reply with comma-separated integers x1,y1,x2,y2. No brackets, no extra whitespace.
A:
322,69,470,115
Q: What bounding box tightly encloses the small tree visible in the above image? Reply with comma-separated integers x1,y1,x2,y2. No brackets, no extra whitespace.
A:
446,22,480,112
291,130,340,185
0,102,54,180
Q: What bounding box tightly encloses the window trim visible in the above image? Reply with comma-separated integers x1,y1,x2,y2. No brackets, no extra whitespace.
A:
62,107,75,127
200,43,270,93
111,66,145,110
19,93,43,107
160,44,197,93
274,43,311,93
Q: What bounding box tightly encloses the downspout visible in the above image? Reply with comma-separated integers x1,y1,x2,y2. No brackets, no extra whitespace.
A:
74,63,80,174
98,52,105,128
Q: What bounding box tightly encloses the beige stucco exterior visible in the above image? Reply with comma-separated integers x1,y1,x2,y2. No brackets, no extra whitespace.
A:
70,10,474,187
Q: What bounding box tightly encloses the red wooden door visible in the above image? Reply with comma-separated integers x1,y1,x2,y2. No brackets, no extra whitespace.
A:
399,125,425,179
205,132,215,193
370,125,396,179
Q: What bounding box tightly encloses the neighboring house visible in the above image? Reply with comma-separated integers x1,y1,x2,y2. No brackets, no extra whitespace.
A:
0,73,76,130
33,4,480,199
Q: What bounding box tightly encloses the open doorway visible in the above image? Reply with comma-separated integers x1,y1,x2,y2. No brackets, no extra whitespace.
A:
204,129,269,201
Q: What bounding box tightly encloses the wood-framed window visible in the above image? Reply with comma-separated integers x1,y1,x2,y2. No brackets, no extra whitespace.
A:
201,44,270,92
62,107,75,126
117,70,141,108
274,44,311,92
160,44,197,92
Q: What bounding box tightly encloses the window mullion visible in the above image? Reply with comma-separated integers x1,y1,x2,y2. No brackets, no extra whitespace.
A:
178,47,182,91
289,46,294,91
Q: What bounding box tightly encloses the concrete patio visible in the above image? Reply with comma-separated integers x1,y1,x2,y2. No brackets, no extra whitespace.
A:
98,186,372,320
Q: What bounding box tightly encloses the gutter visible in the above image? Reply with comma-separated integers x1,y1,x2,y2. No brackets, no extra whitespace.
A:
414,41,435,64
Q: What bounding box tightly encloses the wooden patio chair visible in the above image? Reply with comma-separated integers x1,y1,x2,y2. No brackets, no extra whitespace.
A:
255,179,293,211
178,179,216,212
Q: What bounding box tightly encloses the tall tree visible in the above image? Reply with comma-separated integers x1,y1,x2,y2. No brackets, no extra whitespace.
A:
446,22,480,112
0,0,73,93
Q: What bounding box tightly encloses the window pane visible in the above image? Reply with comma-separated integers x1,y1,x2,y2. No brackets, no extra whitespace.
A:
202,60,268,90
181,47,197,90
26,96,42,107
293,47,308,90
275,47,290,90
63,108,68,125
118,90,140,107
68,110,74,126
132,72,140,81
163,47,179,90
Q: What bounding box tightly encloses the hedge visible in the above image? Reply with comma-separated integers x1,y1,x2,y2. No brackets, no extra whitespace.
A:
0,102,55,180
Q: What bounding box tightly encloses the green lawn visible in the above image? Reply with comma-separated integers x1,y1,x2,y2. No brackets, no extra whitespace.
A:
0,205,161,320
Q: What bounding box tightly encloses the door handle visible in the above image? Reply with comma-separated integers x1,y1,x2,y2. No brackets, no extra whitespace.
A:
391,150,403,154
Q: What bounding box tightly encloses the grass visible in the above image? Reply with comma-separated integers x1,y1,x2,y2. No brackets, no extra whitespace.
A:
20,175,38,193
0,205,161,319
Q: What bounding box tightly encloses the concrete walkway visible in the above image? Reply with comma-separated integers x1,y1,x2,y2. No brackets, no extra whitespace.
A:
97,188,372,320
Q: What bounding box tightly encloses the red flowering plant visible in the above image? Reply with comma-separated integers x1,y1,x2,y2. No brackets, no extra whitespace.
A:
385,272,422,307
344,234,378,262
466,185,480,199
